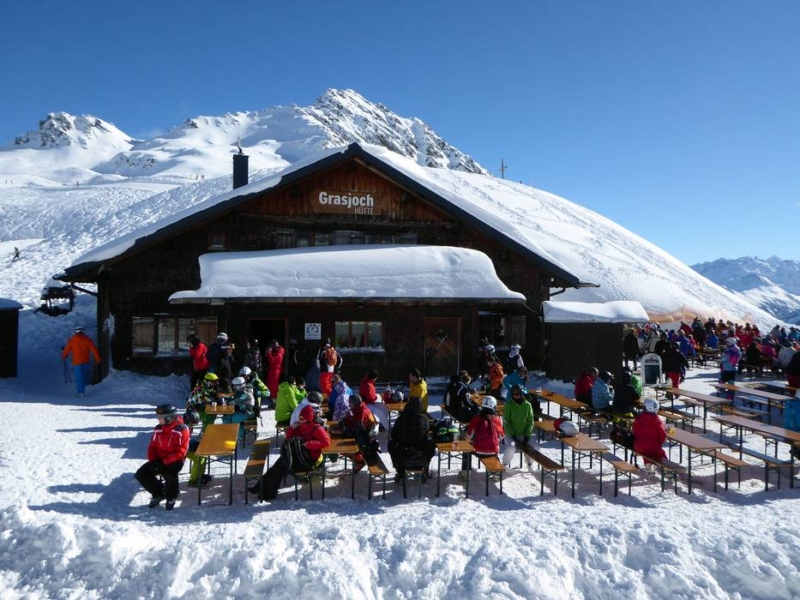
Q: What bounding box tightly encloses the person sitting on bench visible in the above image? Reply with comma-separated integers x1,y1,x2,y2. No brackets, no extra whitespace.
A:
633,398,667,475
388,396,435,483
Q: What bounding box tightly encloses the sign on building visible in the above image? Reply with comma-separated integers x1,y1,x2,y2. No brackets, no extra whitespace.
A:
304,323,321,341
641,353,663,386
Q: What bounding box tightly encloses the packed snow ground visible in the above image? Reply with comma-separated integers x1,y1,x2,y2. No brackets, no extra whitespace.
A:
1,300,799,599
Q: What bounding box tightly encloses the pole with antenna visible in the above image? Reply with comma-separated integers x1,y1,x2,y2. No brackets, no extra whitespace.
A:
499,159,507,179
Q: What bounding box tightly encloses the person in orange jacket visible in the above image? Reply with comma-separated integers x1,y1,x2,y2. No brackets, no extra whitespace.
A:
62,326,100,397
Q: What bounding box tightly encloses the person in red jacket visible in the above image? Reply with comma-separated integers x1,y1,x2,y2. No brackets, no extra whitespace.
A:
264,340,285,399
343,394,379,471
135,404,190,510
187,334,209,392
62,326,101,397
285,405,331,467
462,396,505,479
574,367,598,404
633,398,667,472
359,369,390,431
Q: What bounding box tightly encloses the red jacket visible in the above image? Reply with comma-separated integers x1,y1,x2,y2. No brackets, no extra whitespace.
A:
359,376,378,403
344,403,377,434
467,413,504,455
188,342,209,371
146,417,190,465
632,412,667,460
574,373,594,403
286,421,331,463
62,332,101,366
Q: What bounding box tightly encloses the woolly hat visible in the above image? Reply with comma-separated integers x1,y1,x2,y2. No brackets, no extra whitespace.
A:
299,405,315,422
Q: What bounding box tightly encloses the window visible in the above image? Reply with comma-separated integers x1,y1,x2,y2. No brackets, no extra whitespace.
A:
208,233,227,250
132,316,218,356
332,230,365,245
364,233,394,244
335,321,383,350
276,229,295,249
397,232,418,244
314,233,330,246
296,232,311,247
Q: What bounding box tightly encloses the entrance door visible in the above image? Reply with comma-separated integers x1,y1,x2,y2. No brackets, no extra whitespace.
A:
247,318,287,366
423,318,460,377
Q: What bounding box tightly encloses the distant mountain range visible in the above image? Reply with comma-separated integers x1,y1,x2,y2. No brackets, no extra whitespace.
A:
692,256,800,325
0,88,792,329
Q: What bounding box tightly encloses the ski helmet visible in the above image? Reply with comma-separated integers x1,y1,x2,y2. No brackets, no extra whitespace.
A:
231,376,245,390
644,398,660,414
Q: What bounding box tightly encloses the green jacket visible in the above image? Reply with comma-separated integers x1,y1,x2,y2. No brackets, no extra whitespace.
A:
631,374,643,396
275,381,306,422
503,397,533,438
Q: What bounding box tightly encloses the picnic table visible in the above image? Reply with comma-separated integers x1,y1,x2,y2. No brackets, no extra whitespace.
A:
665,427,726,494
666,388,732,432
555,432,608,498
205,403,235,418
194,423,239,505
533,390,588,419
713,383,789,423
436,438,474,498
320,437,359,500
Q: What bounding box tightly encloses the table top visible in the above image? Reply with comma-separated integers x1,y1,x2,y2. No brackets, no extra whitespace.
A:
715,414,800,444
559,432,607,452
386,402,406,412
321,438,359,454
195,423,240,457
666,427,726,452
534,390,587,411
713,383,788,402
436,439,475,453
205,404,235,415
668,388,732,405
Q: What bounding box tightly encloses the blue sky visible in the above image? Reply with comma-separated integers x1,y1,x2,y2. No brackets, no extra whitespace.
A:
2,1,798,265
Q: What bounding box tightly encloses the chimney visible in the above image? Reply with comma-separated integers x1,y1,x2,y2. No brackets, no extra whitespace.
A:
232,149,249,189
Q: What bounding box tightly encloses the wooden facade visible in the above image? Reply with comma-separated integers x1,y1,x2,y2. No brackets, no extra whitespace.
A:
60,144,581,382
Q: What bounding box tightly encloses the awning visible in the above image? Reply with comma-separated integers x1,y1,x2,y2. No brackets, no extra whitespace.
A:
169,245,527,305
542,300,649,323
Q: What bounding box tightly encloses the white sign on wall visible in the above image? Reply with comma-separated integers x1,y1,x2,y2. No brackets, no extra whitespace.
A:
305,323,322,341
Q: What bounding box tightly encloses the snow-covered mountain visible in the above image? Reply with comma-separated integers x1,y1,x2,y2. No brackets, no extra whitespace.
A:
0,88,788,329
692,257,800,325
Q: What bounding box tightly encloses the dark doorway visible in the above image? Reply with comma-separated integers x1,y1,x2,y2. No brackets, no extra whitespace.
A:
247,318,287,367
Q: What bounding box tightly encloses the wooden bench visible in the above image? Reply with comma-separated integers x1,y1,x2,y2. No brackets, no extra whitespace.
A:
636,453,687,493
711,450,749,490
736,446,793,491
243,438,271,504
401,468,426,499
720,404,765,421
290,464,325,500
478,456,506,496
367,454,390,500
522,446,564,496
601,453,640,497
242,418,259,446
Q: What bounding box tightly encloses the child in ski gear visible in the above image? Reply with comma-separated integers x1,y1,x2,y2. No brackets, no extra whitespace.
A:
135,404,190,510
316,340,342,396
487,358,506,401
62,327,100,397
633,398,666,464
502,385,536,469
408,368,429,413
464,395,505,478
275,375,307,423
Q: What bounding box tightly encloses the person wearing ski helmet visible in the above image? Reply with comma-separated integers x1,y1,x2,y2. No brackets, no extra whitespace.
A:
188,372,220,431
222,376,255,444
463,395,504,479
135,404,190,510
238,365,272,414
633,398,667,469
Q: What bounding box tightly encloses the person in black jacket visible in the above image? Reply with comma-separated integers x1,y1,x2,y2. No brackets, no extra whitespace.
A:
443,370,479,423
623,330,640,370
388,396,435,482
612,370,641,416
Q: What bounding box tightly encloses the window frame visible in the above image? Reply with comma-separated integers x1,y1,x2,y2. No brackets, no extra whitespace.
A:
335,320,385,353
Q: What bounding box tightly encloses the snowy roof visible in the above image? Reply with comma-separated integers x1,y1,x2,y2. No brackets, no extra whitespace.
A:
169,245,526,304
541,300,649,323
0,298,23,310
62,143,585,288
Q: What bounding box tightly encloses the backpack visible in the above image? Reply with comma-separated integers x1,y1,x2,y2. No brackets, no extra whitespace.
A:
279,435,316,474
324,347,338,366
783,398,800,432
610,423,636,450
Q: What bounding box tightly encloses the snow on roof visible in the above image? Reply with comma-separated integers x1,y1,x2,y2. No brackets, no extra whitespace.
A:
169,245,526,303
541,300,649,323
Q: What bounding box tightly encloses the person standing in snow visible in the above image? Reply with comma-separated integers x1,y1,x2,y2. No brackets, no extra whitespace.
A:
135,404,190,510
186,334,209,392
505,344,524,375
62,326,100,397
264,339,284,399
315,339,342,396
719,337,742,399
243,338,264,381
